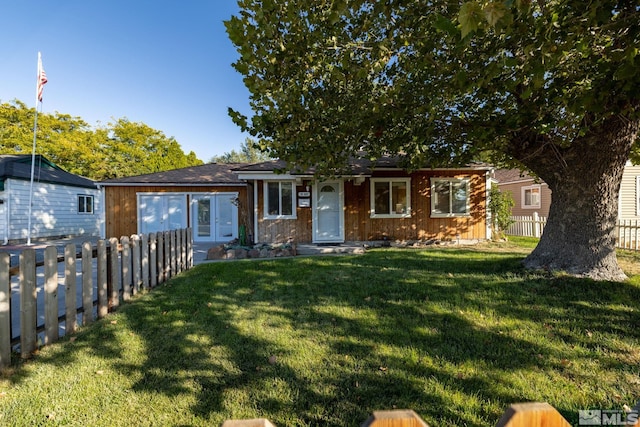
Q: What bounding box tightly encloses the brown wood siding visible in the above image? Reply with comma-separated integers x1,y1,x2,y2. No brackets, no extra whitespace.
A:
255,182,312,243
255,169,488,244
104,185,248,239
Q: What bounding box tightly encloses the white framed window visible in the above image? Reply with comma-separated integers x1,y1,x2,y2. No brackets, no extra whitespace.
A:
522,185,541,209
370,178,411,218
431,178,470,217
264,181,296,219
78,195,94,214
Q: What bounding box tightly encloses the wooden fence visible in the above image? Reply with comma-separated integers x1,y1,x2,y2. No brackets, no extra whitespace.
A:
507,215,640,251
221,402,602,427
0,228,193,368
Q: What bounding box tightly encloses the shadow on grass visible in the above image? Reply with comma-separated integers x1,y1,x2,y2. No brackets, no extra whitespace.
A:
7,247,640,426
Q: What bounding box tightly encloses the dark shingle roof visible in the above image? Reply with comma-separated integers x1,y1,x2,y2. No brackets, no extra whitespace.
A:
0,155,97,189
493,169,537,184
234,156,491,175
100,162,246,186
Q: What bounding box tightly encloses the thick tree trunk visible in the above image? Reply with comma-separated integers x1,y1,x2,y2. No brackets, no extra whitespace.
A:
511,116,639,281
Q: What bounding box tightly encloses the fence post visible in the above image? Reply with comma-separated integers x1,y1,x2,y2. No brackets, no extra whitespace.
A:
361,410,429,427
97,239,108,319
108,237,120,308
44,246,59,345
20,249,37,358
121,236,132,300
82,241,94,325
181,228,188,269
141,233,149,291
495,402,570,427
149,233,157,288
64,243,77,336
187,227,193,268
171,230,177,277
532,212,540,238
176,229,182,274
131,234,141,295
0,252,10,368
157,232,164,284
164,231,171,280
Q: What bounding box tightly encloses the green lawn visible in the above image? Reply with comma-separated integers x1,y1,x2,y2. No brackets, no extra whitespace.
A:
2,241,640,426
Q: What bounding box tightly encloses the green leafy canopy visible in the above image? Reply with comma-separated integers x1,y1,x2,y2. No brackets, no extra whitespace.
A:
226,0,640,173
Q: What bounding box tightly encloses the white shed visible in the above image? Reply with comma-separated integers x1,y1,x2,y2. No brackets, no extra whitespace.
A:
0,155,102,244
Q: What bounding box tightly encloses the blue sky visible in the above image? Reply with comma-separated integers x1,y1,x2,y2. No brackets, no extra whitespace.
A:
1,1,251,162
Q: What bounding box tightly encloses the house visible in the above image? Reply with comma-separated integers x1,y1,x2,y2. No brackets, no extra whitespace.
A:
495,162,640,221
0,154,101,244
100,157,493,245
492,169,551,218
100,163,250,242
233,157,493,244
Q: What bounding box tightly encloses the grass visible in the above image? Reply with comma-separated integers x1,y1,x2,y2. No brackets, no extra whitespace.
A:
1,240,640,426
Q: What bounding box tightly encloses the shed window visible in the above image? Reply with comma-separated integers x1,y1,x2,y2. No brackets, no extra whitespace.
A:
78,195,94,214
370,178,411,218
431,178,470,217
264,181,296,219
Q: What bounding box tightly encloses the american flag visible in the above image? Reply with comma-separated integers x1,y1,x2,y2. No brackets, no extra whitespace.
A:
37,52,47,102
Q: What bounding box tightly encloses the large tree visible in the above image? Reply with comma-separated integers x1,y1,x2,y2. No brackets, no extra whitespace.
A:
226,0,640,281
0,101,202,180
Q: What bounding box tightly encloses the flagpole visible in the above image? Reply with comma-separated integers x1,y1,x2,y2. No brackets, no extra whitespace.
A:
27,52,45,245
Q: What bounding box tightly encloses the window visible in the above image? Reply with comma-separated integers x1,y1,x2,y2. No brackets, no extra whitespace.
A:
370,178,411,218
264,181,296,218
522,185,541,209
78,195,94,214
431,178,470,217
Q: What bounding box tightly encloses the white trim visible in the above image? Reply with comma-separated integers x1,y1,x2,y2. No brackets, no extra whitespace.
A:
370,177,412,218
430,177,471,218
521,184,541,209
253,180,259,242
263,180,297,219
487,175,497,240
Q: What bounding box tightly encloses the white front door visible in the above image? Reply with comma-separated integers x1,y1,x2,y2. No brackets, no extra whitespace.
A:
313,181,344,243
191,193,238,242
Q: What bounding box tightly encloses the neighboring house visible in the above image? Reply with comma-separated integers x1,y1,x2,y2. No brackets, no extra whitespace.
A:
100,157,493,244
233,157,493,244
100,163,250,242
617,162,640,220
0,154,101,244
493,169,551,218
495,162,640,221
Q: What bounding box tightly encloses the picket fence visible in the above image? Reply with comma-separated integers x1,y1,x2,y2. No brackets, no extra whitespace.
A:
507,215,640,251
221,401,607,427
0,228,193,368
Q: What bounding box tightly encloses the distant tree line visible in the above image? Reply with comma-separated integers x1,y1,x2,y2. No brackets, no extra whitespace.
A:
209,138,271,164
0,100,203,180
